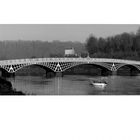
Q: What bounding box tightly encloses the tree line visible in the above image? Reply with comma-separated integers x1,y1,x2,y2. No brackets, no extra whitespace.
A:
0,40,84,59
85,27,140,60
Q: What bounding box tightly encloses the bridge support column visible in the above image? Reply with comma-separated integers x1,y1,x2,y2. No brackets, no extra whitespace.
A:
55,72,63,77
46,71,55,78
112,70,117,76
9,73,15,78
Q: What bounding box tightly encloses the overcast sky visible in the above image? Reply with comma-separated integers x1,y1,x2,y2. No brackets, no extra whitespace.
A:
0,24,139,42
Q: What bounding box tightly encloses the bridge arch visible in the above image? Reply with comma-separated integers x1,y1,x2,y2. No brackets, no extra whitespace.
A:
14,63,56,77
0,63,57,78
13,63,56,73
117,63,140,71
1,62,58,73
61,62,113,72
116,64,140,76
61,62,113,76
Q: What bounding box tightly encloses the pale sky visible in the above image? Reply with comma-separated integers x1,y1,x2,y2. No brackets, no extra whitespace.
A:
0,24,139,42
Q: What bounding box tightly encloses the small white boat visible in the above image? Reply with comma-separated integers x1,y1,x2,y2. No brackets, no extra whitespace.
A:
90,79,107,89
91,82,107,88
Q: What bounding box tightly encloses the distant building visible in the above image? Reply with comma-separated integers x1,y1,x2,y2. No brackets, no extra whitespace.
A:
64,48,76,56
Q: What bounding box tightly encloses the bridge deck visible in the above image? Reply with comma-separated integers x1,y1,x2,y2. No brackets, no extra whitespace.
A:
0,58,140,66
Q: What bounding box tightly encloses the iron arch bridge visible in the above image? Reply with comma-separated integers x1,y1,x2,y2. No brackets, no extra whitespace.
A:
0,57,140,73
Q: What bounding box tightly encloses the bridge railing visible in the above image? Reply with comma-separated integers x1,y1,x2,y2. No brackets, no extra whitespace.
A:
0,57,140,65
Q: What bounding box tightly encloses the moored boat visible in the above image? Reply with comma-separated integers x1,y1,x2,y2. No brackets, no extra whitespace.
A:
89,78,107,89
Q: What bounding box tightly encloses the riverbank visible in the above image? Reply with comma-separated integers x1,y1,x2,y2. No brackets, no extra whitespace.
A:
0,77,25,95
0,90,25,95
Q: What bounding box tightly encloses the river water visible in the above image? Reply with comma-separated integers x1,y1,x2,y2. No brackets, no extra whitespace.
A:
8,75,140,95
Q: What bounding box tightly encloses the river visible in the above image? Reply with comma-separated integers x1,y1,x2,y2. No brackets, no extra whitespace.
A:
7,75,140,95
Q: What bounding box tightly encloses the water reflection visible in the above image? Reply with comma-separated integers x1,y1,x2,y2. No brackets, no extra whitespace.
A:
8,75,140,95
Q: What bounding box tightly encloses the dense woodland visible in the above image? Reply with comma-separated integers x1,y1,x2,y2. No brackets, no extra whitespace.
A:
0,27,140,60
85,27,140,60
0,41,84,59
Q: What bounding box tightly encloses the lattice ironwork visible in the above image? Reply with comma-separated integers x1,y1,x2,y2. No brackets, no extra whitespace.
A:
110,63,117,71
0,58,140,73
